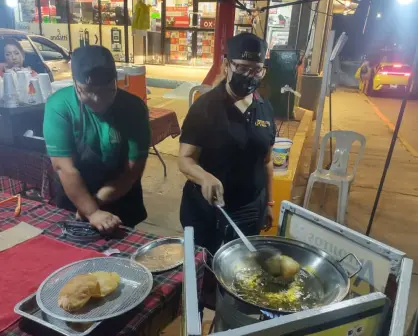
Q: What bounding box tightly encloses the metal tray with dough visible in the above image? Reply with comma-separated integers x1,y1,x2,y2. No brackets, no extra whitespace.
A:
36,257,153,323
14,293,101,336
131,237,184,273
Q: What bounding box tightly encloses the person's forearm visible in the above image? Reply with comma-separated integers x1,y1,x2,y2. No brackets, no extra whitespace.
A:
178,156,210,186
96,160,146,205
96,175,135,205
265,159,274,202
57,168,99,217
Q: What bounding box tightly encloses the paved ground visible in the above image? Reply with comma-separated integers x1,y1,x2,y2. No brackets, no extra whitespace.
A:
308,90,418,264
369,96,418,155
305,90,418,329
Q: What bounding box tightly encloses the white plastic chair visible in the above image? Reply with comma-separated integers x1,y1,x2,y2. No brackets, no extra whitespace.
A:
188,85,212,107
303,130,366,225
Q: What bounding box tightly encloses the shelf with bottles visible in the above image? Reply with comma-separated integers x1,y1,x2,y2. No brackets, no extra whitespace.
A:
100,1,131,25
34,2,66,24
197,31,214,57
234,24,252,36
234,0,255,25
150,8,162,32
67,0,100,24
165,30,193,62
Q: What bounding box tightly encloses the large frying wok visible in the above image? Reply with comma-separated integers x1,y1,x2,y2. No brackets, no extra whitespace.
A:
211,236,362,314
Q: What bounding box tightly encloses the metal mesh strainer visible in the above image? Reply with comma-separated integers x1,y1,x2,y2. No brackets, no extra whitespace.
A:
36,257,153,323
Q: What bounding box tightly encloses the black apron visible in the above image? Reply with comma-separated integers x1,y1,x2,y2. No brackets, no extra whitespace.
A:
180,181,267,255
53,103,147,227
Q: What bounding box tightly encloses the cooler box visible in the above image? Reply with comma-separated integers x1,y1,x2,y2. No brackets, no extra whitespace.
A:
116,65,147,102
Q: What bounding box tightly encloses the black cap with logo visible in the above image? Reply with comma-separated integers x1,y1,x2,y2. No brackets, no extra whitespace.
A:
71,45,117,85
226,33,268,63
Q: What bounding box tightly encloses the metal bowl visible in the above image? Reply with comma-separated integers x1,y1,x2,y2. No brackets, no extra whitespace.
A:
212,236,362,314
130,237,184,273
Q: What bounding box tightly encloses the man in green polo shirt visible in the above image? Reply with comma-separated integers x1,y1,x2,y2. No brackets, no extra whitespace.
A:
43,46,150,231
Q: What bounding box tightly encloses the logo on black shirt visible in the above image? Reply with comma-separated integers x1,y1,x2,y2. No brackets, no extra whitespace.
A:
255,119,271,128
109,128,121,144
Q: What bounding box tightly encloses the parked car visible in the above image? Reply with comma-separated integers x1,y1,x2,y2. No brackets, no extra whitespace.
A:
355,61,412,97
0,28,71,81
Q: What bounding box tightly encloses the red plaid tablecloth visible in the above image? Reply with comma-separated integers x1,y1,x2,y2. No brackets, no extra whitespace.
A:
149,108,181,146
0,193,204,336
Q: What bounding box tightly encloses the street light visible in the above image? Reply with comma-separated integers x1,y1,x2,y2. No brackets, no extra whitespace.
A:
376,12,382,18
397,0,414,5
5,0,18,7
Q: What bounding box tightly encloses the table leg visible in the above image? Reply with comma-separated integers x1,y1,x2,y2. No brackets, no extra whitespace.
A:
151,145,167,178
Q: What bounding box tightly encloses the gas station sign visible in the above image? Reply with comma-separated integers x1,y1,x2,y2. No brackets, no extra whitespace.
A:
200,18,215,29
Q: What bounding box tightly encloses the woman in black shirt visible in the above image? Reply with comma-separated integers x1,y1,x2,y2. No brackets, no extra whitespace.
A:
178,33,276,255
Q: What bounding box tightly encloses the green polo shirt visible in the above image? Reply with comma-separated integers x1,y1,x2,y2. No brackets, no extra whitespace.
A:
43,86,150,164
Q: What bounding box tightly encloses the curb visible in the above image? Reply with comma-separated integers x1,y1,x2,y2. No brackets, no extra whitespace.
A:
363,94,418,158
147,78,185,89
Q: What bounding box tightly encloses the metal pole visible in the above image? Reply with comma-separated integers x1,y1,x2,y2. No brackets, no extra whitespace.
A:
366,44,418,236
202,0,235,85
309,30,335,173
328,89,332,163
362,0,372,35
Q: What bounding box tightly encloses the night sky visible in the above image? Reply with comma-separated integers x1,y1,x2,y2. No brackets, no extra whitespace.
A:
332,0,418,61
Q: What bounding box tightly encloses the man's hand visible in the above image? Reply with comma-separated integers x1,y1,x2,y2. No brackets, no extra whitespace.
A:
75,211,87,221
201,173,224,206
87,210,122,232
263,206,274,232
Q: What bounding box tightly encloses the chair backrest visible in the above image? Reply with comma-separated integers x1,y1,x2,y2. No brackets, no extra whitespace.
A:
188,85,212,107
317,130,366,176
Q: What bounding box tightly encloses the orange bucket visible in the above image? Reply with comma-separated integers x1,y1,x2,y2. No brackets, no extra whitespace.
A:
117,69,126,88
116,66,147,102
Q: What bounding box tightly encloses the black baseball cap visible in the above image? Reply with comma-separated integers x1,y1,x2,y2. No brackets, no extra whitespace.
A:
227,33,267,63
71,46,117,85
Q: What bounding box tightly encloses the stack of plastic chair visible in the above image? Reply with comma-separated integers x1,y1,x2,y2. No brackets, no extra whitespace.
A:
188,85,212,107
303,130,366,225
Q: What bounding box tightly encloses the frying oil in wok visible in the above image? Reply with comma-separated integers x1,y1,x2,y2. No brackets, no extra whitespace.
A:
232,268,324,312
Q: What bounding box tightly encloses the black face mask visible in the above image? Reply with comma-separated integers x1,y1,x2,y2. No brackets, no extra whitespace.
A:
228,72,261,97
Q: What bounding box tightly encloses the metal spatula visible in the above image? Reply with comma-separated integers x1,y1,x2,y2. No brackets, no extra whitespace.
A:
216,205,283,277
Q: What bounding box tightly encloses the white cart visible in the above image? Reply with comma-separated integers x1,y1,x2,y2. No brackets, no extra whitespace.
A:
183,200,413,335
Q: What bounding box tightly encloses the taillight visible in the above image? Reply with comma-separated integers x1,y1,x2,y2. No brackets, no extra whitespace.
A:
378,70,410,76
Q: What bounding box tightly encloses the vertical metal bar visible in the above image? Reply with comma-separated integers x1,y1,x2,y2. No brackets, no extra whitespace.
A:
366,44,418,236
66,0,72,51
98,0,103,45
183,227,202,336
263,0,270,40
161,0,167,65
318,0,333,72
124,0,129,63
309,30,335,174
295,3,303,48
328,89,332,162
362,0,372,35
202,0,235,85
388,258,413,336
37,0,43,35
192,1,198,64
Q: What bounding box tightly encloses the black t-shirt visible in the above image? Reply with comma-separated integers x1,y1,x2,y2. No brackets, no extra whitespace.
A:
180,82,276,208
